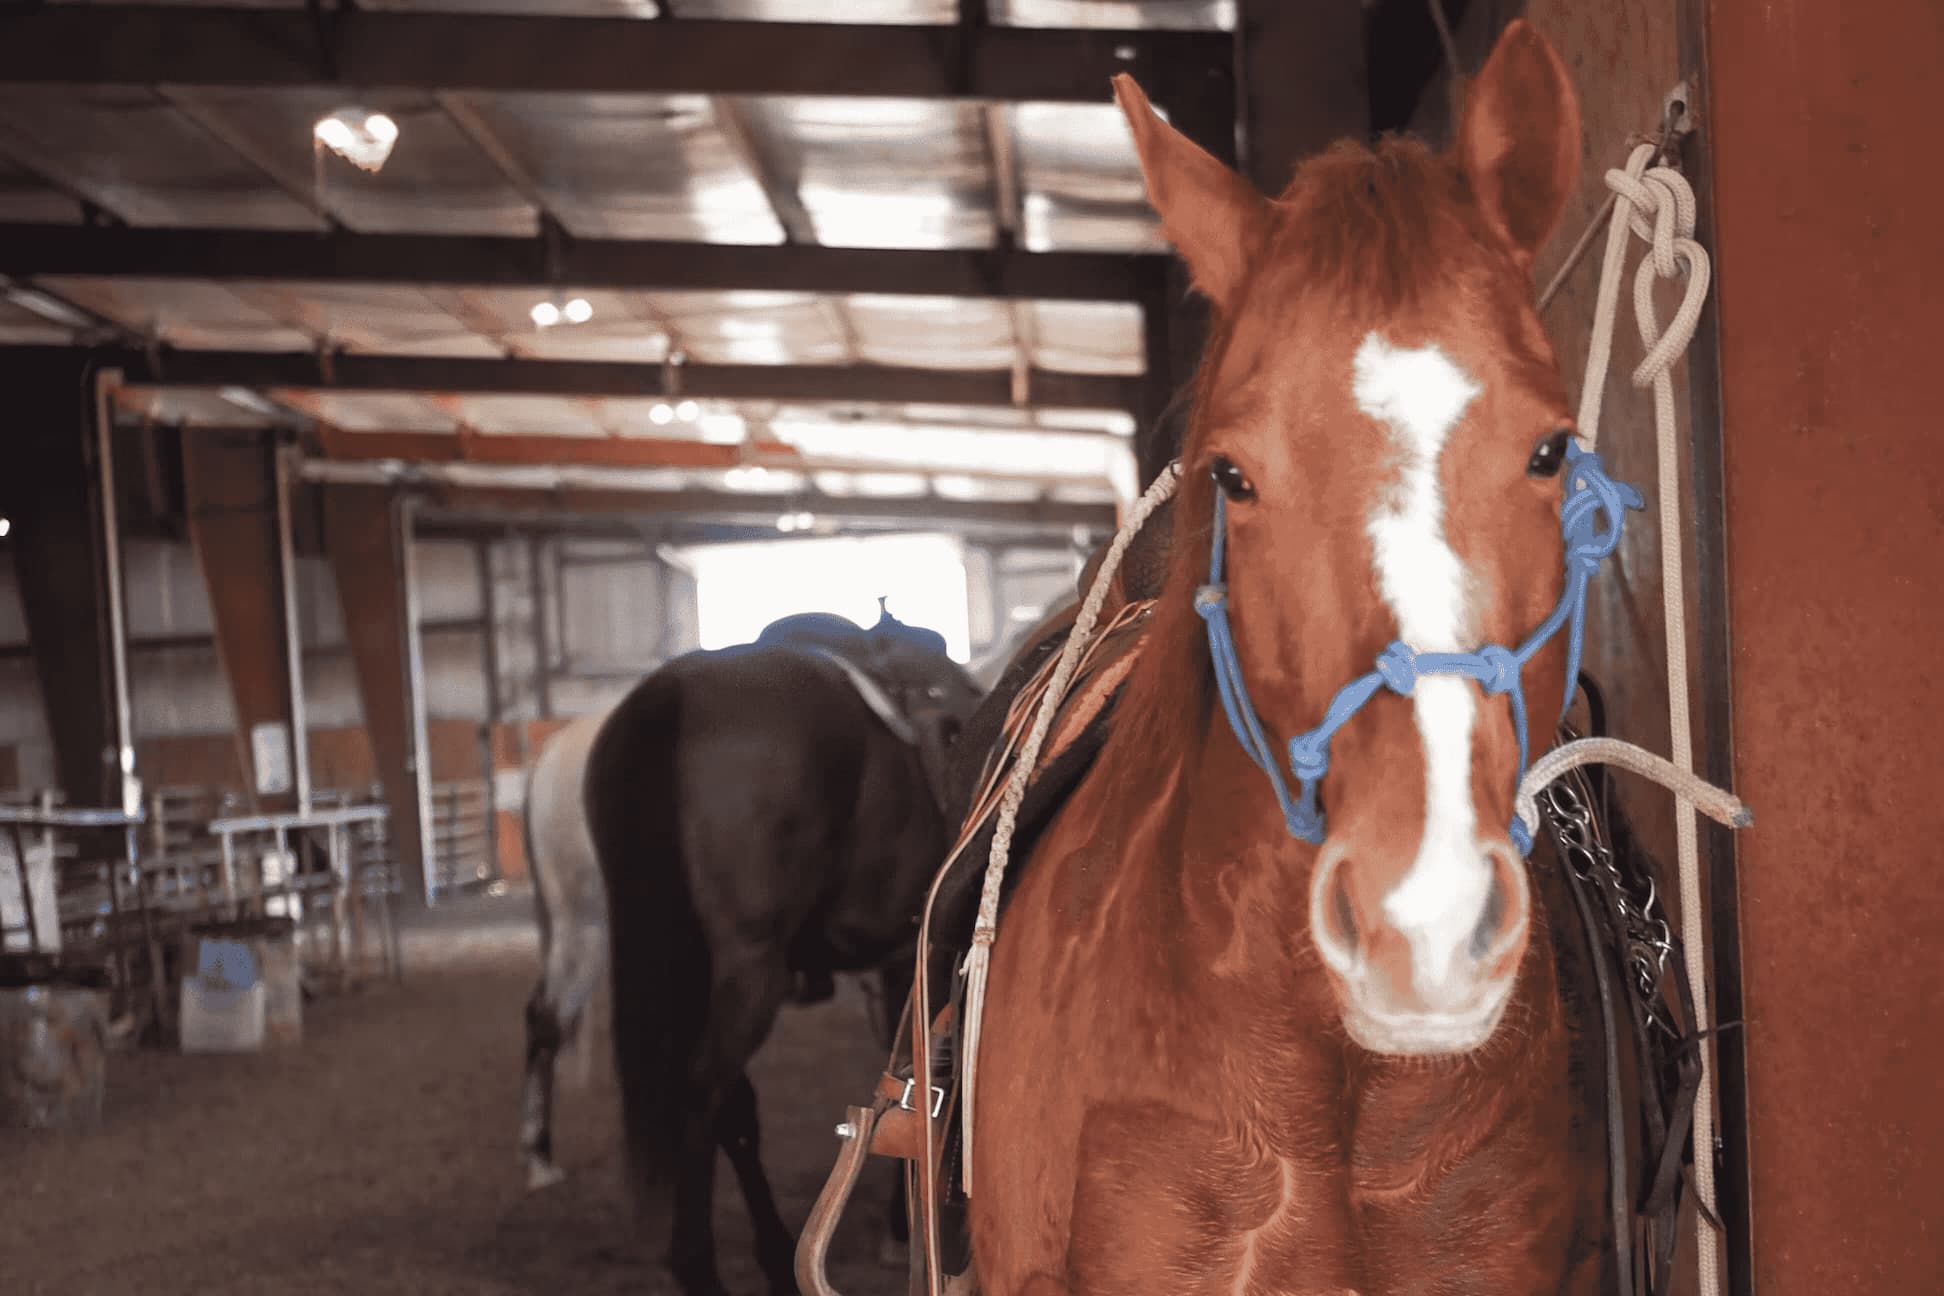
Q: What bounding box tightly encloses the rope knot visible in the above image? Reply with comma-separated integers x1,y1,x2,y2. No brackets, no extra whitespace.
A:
1193,584,1228,619
1477,645,1521,695
1375,641,1418,696
1287,731,1331,782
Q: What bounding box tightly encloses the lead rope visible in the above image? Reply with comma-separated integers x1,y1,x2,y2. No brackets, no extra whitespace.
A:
957,462,1181,1197
1552,140,1725,1296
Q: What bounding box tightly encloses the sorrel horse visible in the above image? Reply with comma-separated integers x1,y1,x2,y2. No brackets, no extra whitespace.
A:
968,22,1613,1293
584,623,982,1296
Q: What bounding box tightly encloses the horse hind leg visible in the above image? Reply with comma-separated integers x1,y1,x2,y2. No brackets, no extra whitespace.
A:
669,1099,731,1296
521,922,607,1192
520,979,568,1191
714,1069,798,1296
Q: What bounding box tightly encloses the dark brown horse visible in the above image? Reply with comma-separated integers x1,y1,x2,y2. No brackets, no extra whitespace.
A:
969,22,1612,1294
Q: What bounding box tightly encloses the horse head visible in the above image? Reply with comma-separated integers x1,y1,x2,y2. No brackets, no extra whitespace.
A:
1120,20,1584,1055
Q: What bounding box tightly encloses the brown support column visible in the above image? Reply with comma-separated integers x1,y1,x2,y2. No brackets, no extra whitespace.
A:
1135,30,1241,486
322,485,430,907
181,430,296,810
0,352,114,805
1236,0,1369,196
1705,1,1944,1290
1132,2,1369,484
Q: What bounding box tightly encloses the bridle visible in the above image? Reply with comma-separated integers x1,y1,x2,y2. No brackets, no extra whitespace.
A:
1193,438,1643,853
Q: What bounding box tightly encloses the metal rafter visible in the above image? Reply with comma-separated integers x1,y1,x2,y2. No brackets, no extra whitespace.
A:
0,222,1162,303
155,87,339,229
8,344,1139,410
0,8,1232,104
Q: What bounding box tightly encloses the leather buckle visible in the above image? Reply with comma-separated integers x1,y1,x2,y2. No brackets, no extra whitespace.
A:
900,1076,946,1119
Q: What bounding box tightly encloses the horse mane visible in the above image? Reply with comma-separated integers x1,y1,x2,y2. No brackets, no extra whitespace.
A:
1114,134,1505,766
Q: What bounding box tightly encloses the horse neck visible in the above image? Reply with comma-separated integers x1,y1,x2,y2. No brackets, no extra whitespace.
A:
1091,707,1326,988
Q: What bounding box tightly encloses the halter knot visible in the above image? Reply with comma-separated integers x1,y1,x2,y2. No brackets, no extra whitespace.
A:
1375,641,1418,696
1286,732,1332,782
1193,584,1228,618
1560,447,1644,571
1477,644,1522,695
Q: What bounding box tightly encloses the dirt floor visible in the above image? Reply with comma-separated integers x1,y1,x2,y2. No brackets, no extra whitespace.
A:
0,890,908,1296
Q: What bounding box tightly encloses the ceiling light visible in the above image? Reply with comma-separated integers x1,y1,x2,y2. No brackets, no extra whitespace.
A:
772,510,816,533
562,297,593,325
3,285,95,329
218,386,281,418
648,402,675,426
530,300,561,329
675,399,700,421
313,108,400,174
0,517,10,538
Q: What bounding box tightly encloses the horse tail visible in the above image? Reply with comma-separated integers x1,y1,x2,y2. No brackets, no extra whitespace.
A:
586,672,707,1218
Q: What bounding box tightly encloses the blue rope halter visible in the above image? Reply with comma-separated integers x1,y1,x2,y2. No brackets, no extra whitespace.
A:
1193,440,1643,856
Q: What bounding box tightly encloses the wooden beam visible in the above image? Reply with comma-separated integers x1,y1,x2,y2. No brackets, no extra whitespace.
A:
316,427,799,470
0,222,1164,304
180,429,296,810
1,345,1140,411
0,7,1232,104
321,485,430,908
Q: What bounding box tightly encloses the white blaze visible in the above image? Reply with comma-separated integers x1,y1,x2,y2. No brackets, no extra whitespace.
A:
1352,332,1489,1002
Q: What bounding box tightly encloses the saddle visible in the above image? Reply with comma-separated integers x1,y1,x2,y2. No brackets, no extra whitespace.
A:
796,505,1172,1296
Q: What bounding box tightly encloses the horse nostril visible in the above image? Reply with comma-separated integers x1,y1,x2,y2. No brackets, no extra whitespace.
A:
1469,870,1507,959
1333,871,1360,949
1468,845,1528,964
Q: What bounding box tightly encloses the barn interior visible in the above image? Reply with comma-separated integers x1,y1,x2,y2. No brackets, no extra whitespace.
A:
2,2,1939,1295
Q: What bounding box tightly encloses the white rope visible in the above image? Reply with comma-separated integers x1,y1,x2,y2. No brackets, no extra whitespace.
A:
956,462,1180,1196
1567,141,1726,1296
1516,736,1750,843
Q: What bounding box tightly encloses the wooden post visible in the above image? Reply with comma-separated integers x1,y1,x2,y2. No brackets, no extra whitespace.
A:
181,430,299,810
321,485,431,908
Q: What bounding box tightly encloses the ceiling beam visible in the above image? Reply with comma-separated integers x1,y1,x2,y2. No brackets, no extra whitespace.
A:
0,223,1163,303
297,459,1115,532
10,345,1138,409
0,7,1232,104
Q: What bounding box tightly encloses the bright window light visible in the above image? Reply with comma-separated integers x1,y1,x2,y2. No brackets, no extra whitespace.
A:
683,533,971,661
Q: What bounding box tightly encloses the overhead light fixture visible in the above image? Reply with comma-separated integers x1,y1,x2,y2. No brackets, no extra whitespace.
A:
313,108,400,174
218,386,282,419
675,399,700,422
3,284,95,329
775,510,816,534
530,296,591,329
648,402,675,426
0,517,11,538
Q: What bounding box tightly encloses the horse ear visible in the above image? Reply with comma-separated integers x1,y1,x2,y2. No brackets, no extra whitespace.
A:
1457,19,1582,265
1113,74,1273,312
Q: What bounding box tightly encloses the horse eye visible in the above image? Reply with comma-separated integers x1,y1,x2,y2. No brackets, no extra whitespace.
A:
1210,455,1256,501
1526,429,1572,479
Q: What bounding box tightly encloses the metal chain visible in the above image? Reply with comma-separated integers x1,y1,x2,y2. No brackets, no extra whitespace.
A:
1537,732,1678,1030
